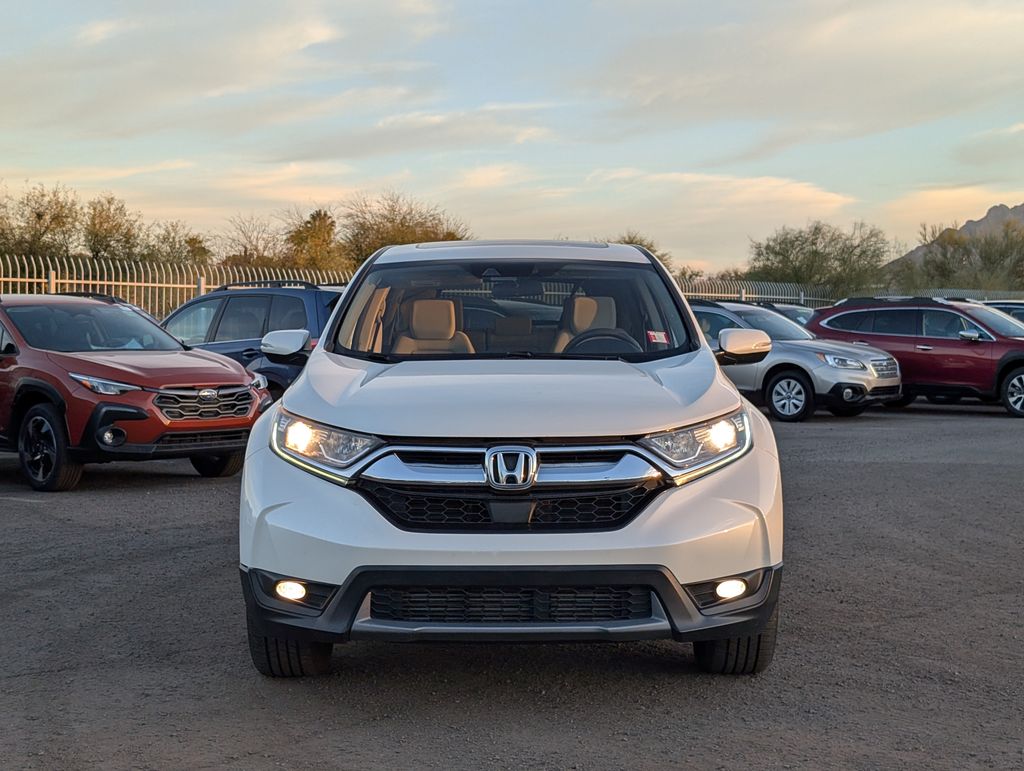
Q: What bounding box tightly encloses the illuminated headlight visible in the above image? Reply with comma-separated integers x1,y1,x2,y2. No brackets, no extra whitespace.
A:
69,373,141,395
271,408,380,479
817,353,866,370
639,409,751,483
249,373,268,390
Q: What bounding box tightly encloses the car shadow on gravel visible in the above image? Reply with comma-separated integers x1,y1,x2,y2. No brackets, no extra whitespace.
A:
0,457,219,494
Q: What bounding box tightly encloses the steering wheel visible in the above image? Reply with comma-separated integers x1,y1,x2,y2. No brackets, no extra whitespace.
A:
562,328,644,355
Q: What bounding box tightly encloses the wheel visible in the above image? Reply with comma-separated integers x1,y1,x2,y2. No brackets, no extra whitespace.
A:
764,371,814,422
827,404,866,417
190,452,245,477
247,615,332,677
694,605,778,675
17,403,84,492
884,394,917,409
926,394,961,405
1001,367,1024,417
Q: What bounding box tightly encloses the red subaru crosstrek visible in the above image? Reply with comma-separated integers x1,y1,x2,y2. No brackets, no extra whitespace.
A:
0,294,272,491
807,297,1024,416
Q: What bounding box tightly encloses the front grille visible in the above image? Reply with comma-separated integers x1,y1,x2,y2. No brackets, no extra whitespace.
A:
369,585,653,623
154,386,253,420
353,479,663,532
157,429,250,449
870,357,899,379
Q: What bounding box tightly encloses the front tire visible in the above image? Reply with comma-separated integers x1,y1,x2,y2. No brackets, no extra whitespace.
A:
694,606,778,675
18,403,84,492
765,371,814,422
1001,367,1024,417
247,616,332,677
190,452,245,477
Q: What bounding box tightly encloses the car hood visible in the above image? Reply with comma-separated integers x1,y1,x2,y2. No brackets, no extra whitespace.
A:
47,349,249,388
775,338,893,359
283,348,741,439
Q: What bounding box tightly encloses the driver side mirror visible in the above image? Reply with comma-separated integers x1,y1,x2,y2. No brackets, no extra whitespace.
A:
716,328,771,365
261,329,311,360
958,330,981,342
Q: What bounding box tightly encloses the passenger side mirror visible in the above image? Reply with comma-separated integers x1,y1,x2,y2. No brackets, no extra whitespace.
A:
716,328,771,365
958,330,981,342
261,329,311,359
1,342,16,357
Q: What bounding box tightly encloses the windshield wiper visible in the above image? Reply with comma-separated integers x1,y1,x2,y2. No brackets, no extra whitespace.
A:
500,350,535,358
361,351,399,363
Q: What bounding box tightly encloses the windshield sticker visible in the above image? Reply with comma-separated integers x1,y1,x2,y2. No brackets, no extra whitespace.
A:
646,330,669,344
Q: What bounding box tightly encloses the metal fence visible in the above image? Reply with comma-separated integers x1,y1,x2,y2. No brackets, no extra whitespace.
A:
0,254,352,318
677,279,834,307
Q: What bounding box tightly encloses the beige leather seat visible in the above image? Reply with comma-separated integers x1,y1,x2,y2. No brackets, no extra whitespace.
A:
392,299,475,355
553,296,616,353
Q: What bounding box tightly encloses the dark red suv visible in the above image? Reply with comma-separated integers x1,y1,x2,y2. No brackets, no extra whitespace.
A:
807,297,1024,416
0,294,271,491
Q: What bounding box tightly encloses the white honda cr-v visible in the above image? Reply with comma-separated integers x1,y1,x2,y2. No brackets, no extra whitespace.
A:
240,240,782,677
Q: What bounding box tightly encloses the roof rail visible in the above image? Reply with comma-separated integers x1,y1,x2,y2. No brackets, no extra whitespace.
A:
684,297,726,308
834,296,958,308
56,291,126,304
211,280,321,292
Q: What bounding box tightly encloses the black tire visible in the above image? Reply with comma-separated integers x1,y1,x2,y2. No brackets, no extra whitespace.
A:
247,616,332,677
827,404,866,417
764,371,815,422
190,452,245,477
17,403,84,492
884,394,917,409
1000,366,1024,418
926,394,962,405
694,605,778,675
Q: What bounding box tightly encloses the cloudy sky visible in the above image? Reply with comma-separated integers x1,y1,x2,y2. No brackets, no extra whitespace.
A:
2,0,1023,270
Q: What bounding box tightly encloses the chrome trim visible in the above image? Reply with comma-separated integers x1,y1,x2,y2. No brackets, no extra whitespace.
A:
360,451,663,488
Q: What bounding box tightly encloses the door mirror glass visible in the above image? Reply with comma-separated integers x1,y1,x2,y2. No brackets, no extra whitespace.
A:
261,329,310,357
716,328,771,365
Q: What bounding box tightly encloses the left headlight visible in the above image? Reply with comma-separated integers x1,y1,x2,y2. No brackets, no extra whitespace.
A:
69,373,141,395
270,408,380,480
817,353,866,370
639,409,752,483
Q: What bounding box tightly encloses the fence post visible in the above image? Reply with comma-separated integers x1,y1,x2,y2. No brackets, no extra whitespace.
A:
739,288,746,301
799,290,805,304
47,269,57,294
196,275,207,296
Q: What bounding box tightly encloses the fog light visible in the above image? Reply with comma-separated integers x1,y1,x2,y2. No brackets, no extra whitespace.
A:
274,580,307,601
715,578,747,600
842,387,855,401
102,430,116,445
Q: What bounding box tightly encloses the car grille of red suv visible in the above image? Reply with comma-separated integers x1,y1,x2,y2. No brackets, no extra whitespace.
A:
154,386,253,420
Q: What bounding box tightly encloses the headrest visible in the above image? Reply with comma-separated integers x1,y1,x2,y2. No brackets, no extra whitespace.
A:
493,316,532,336
568,296,616,334
409,299,456,340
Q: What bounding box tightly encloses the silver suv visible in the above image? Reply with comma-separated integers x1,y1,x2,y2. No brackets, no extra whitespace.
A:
691,300,901,421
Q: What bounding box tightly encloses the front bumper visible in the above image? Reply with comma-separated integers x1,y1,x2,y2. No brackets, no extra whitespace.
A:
241,564,782,644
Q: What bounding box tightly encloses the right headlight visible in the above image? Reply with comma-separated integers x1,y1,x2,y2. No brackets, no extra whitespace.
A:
639,409,752,483
270,408,380,481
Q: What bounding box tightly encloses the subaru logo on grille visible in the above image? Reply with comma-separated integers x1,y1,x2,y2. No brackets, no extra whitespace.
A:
484,446,538,490
198,388,218,402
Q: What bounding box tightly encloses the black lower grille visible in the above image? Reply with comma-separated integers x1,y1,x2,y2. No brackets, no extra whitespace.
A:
157,430,250,449
353,479,663,532
869,386,901,398
370,585,653,623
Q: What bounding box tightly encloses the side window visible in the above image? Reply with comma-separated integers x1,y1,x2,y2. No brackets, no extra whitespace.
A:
872,310,918,336
826,311,873,332
268,295,308,332
694,311,741,341
922,310,979,339
212,295,271,342
165,298,223,345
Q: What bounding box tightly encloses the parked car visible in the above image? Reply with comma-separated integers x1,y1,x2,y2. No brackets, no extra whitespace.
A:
981,300,1024,322
754,301,815,326
0,293,271,491
808,296,1024,416
162,281,344,399
690,300,901,421
239,240,783,677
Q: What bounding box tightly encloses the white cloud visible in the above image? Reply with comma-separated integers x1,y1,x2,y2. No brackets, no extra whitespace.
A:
76,19,139,45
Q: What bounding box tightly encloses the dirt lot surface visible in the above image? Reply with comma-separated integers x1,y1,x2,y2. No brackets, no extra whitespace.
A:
2,403,1022,770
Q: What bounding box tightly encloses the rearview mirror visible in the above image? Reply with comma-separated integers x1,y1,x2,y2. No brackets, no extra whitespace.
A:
716,328,771,365
261,329,311,357
958,330,981,342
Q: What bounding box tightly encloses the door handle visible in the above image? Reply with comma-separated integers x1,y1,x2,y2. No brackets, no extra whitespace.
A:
915,345,933,351
851,341,869,346
241,348,260,360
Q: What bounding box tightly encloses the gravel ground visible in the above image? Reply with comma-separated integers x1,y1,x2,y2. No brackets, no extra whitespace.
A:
1,403,1022,770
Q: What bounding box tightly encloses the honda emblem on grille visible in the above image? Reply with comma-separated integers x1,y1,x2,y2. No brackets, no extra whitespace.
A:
484,446,538,490
198,388,218,402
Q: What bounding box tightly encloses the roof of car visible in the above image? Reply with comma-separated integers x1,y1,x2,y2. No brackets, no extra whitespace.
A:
0,294,108,307
374,240,651,265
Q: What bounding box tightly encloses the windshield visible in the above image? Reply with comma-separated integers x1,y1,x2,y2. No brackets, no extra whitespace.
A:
6,302,184,352
332,260,692,360
734,309,814,341
969,306,1024,337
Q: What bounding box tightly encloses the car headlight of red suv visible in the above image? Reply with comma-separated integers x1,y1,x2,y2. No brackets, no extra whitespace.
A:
69,373,142,396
